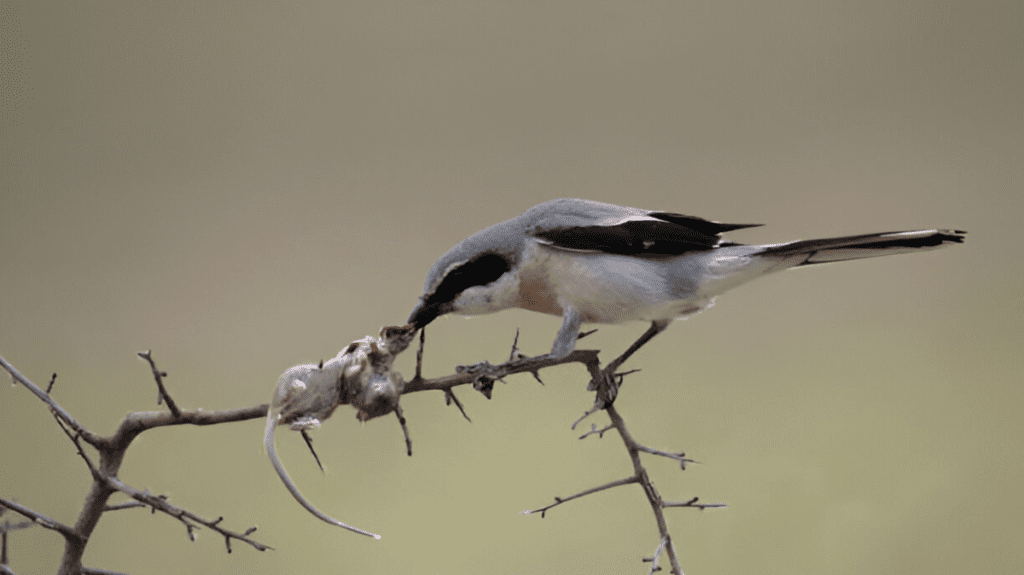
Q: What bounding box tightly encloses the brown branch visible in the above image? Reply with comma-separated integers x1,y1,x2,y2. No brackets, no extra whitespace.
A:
0,499,82,545
6,329,722,574
519,476,639,518
1,354,273,574
403,349,600,394
633,446,696,471
394,404,413,456
0,505,36,571
102,476,271,552
101,404,269,451
80,567,132,575
578,423,615,440
0,355,105,448
102,502,147,512
603,404,683,575
137,350,181,417
663,497,727,511
642,535,670,575
52,414,101,479
403,330,723,573
414,328,425,380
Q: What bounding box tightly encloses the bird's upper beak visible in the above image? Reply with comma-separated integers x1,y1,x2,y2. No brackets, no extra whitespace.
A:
407,300,443,329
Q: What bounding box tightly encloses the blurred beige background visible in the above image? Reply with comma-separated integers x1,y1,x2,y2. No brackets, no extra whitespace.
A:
1,2,1020,574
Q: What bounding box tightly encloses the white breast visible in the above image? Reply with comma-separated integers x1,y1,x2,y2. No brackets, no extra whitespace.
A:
518,241,776,324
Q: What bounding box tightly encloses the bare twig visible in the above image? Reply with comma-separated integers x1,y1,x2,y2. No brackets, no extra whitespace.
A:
0,499,82,544
102,502,147,512
507,330,544,384
643,535,669,574
102,476,271,552
52,415,99,479
663,497,726,511
0,517,35,533
578,423,615,440
415,328,425,380
81,567,132,575
519,476,639,518
395,404,413,456
2,509,37,567
508,329,525,362
0,355,105,447
633,446,697,471
137,350,181,417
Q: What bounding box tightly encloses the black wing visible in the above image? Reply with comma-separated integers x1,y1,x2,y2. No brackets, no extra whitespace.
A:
532,211,761,257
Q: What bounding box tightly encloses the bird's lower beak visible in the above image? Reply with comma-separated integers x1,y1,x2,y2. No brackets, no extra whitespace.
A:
407,301,443,329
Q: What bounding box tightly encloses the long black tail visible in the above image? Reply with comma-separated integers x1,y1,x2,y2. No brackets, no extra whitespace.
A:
758,229,966,266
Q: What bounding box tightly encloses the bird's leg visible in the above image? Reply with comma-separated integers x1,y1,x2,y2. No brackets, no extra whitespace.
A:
549,305,584,359
588,320,670,404
462,306,582,374
454,308,582,380
606,320,669,374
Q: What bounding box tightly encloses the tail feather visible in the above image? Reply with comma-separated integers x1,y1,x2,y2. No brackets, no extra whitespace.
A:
758,229,966,266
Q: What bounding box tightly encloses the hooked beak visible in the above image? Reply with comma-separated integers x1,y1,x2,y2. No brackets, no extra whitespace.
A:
407,300,445,330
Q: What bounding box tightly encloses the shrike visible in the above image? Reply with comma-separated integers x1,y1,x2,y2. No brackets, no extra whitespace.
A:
408,198,965,360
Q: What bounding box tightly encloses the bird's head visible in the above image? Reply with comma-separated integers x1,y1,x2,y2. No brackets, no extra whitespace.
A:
408,220,525,329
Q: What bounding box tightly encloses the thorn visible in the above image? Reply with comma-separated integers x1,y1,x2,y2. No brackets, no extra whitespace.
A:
577,328,598,340
395,404,413,456
301,430,325,472
444,389,472,422
46,373,57,394
415,328,426,380
508,328,522,362
318,359,324,369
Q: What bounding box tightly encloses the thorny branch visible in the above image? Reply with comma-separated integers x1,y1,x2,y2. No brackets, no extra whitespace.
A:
1,353,271,575
102,476,270,553
3,321,721,574
520,476,639,517
1,505,37,567
0,498,81,544
403,329,724,573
